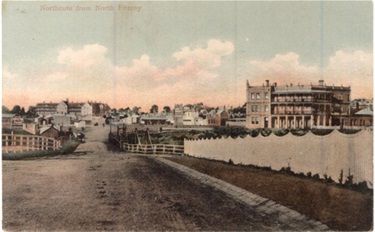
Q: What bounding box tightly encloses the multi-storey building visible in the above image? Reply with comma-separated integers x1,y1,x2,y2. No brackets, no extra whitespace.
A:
91,102,111,117
246,80,272,128
34,102,59,116
33,100,109,118
246,80,351,129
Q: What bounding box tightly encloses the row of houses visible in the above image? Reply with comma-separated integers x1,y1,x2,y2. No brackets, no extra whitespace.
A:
31,99,111,119
246,80,373,129
108,106,235,127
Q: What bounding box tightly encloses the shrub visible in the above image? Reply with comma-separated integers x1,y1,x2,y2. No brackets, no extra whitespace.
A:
312,174,320,180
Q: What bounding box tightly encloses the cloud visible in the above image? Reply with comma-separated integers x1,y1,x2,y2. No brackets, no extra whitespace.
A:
5,39,235,109
57,44,109,69
325,50,373,99
115,39,234,88
115,54,160,87
46,72,67,80
249,52,319,84
173,39,234,68
2,66,18,79
248,51,373,99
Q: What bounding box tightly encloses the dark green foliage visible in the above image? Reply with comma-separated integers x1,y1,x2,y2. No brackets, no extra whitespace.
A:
311,129,334,136
312,174,320,180
338,129,361,134
290,129,309,136
272,129,289,136
260,129,272,137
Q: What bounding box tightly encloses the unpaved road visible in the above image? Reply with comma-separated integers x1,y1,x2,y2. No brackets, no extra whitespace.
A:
4,126,288,231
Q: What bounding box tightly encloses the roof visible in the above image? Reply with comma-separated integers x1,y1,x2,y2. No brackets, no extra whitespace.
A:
2,113,16,118
355,107,373,116
40,125,60,134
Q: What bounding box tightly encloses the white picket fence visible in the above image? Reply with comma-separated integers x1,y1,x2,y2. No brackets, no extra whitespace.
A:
184,130,373,186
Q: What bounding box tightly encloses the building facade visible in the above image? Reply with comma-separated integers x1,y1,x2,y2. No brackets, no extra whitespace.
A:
34,102,59,116
2,114,24,130
246,80,351,129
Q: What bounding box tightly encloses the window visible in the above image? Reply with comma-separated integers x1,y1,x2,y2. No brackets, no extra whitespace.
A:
264,92,269,99
255,117,259,124
251,105,260,112
264,105,269,112
251,93,255,100
256,93,260,99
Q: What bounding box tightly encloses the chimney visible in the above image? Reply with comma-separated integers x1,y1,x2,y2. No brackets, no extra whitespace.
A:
265,80,270,87
274,82,277,87
319,80,324,86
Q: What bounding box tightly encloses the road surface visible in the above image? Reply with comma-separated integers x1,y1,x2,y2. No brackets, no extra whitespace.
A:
3,126,297,231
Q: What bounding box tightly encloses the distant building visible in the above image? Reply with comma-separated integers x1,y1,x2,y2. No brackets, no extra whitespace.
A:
35,115,53,126
351,98,372,111
207,108,229,126
39,125,60,140
246,80,351,129
140,113,169,125
350,104,373,128
81,103,93,121
56,101,68,114
23,122,39,135
226,118,246,127
2,114,24,130
33,100,110,118
173,104,184,126
52,115,71,126
91,102,111,117
182,108,199,126
34,102,58,116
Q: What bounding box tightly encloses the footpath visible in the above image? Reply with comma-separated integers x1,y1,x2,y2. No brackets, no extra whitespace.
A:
156,157,331,231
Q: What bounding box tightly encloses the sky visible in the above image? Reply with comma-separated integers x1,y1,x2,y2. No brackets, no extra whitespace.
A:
2,1,373,111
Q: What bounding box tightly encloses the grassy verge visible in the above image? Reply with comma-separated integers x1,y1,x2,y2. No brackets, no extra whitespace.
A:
2,141,81,160
165,156,373,231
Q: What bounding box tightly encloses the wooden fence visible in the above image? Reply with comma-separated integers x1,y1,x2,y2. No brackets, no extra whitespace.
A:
120,141,184,155
2,133,61,153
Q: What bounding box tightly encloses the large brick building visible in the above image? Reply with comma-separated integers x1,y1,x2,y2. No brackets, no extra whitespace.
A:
246,80,351,129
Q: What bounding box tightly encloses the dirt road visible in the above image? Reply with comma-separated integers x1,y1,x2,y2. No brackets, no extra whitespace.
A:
4,126,293,231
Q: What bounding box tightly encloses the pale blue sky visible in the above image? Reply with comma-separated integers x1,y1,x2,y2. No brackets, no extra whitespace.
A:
2,1,373,109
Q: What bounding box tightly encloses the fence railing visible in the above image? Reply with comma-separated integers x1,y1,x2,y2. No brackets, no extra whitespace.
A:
120,141,184,155
2,133,61,154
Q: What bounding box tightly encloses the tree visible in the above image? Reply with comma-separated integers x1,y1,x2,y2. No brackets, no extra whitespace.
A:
193,102,204,111
163,106,171,113
150,105,158,113
26,106,36,117
132,106,141,114
10,105,21,114
2,105,10,114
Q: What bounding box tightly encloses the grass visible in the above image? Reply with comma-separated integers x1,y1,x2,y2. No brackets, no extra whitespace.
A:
165,155,373,231
2,140,81,160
